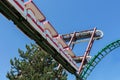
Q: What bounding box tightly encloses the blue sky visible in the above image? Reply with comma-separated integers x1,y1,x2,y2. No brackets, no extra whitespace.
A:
0,0,120,80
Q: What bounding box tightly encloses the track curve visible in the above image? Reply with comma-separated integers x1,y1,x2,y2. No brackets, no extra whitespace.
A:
80,39,120,80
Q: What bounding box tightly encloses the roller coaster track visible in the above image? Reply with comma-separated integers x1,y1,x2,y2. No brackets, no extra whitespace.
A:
1,1,119,80
0,0,78,74
0,1,107,80
80,39,120,80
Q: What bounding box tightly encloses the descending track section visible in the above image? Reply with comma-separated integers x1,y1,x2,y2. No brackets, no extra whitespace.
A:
80,40,120,80
0,0,103,80
0,0,78,74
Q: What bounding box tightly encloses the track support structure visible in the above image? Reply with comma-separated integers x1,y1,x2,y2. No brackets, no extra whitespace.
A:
78,27,96,74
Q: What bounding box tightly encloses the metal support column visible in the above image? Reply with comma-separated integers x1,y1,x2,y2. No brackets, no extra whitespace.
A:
68,32,76,49
78,27,96,74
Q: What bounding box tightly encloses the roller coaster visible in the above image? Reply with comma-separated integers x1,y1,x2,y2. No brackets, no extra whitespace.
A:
1,0,119,80
80,39,120,80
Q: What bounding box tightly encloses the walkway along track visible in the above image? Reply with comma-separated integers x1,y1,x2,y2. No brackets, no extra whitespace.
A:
80,40,120,80
0,0,79,76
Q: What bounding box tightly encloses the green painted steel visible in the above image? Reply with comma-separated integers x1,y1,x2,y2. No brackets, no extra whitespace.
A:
1,1,120,80
80,40,120,80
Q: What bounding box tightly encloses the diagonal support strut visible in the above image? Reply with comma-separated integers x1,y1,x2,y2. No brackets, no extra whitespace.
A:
78,27,96,74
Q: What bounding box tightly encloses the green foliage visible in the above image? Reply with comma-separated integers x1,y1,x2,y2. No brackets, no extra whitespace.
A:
7,44,67,80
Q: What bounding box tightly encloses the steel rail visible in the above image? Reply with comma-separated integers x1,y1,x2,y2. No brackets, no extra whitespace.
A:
0,0,77,74
80,40,120,80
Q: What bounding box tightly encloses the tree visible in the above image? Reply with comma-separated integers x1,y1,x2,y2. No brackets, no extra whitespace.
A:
6,44,67,80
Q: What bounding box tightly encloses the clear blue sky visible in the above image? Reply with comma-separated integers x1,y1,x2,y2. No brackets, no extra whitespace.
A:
0,0,120,80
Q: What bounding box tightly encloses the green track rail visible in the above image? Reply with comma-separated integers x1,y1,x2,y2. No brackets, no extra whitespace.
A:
1,1,120,80
80,40,120,80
